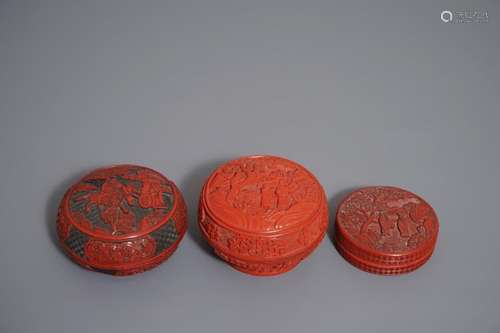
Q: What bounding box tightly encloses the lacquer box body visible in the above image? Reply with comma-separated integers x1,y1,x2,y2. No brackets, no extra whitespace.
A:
57,165,187,275
198,155,328,276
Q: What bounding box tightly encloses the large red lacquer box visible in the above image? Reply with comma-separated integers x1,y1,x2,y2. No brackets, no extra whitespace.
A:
198,155,328,276
57,165,187,276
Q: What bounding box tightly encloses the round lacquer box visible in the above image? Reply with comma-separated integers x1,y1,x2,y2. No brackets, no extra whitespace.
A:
57,165,187,276
198,155,329,276
334,186,439,275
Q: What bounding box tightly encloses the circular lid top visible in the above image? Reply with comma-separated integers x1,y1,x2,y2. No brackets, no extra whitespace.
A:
63,165,177,240
336,186,439,256
202,155,324,234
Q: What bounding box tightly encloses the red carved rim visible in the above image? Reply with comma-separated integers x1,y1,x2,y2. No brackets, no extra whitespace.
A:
216,229,327,276
62,164,179,241
203,218,327,265
199,198,329,263
60,227,187,274
201,155,326,237
335,237,436,275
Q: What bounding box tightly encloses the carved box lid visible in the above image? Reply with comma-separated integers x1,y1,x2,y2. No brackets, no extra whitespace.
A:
199,155,328,276
57,165,187,275
334,186,439,275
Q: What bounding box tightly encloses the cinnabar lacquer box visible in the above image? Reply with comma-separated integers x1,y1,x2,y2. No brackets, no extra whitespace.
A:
334,186,439,275
198,155,328,276
57,165,187,275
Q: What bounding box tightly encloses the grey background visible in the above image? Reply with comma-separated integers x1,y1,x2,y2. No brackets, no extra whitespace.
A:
1,0,499,332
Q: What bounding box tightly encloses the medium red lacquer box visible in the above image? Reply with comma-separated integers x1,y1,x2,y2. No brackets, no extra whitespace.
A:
334,186,439,275
57,165,187,275
198,155,329,276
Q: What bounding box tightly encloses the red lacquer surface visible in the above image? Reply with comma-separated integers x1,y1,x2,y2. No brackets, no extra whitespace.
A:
57,165,187,275
198,155,328,276
334,186,439,275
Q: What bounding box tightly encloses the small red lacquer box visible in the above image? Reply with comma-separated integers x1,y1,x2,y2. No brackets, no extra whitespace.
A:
198,155,329,276
334,186,439,275
57,165,187,275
